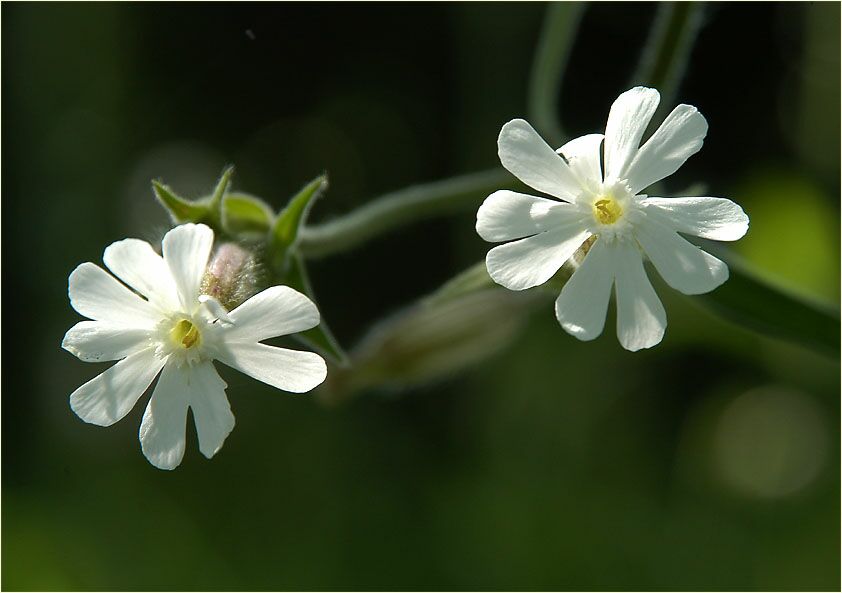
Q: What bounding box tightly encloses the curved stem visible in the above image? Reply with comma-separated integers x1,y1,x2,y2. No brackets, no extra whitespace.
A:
298,168,510,258
527,2,585,146
299,3,705,261
631,2,706,108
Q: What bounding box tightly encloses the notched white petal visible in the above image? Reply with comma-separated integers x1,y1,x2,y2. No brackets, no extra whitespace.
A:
187,362,235,459
626,104,708,193
69,348,165,427
486,225,592,291
139,363,191,470
162,223,214,312
62,321,150,362
475,190,577,243
103,238,179,309
554,239,614,341
636,218,729,295
613,241,667,351
68,262,158,327
497,119,581,200
227,286,320,343
217,342,327,393
603,86,660,183
556,133,604,192
641,196,749,241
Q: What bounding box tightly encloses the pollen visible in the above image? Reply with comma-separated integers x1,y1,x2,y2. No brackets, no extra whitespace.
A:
170,319,201,349
593,196,623,225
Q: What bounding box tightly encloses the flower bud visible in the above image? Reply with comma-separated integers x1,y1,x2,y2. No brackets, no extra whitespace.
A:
317,288,538,405
200,242,260,310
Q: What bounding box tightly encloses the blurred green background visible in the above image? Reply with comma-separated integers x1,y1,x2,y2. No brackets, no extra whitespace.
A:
2,2,839,590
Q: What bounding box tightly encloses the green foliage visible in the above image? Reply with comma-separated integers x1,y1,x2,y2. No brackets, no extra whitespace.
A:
221,192,274,236
152,166,233,230
271,175,328,270
152,180,211,223
695,253,839,357
283,253,349,366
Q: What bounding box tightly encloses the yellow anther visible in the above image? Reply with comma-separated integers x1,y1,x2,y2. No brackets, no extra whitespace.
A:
170,319,200,349
593,196,623,225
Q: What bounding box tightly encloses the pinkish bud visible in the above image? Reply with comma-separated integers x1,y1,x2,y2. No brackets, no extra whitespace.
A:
200,242,260,310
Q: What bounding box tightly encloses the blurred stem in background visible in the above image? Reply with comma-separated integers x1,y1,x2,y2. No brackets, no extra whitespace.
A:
298,2,586,259
298,169,510,258
309,2,834,402
299,2,706,258
631,2,705,112
526,1,584,146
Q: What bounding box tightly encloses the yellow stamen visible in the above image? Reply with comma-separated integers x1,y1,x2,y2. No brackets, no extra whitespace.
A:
593,196,623,225
170,319,200,349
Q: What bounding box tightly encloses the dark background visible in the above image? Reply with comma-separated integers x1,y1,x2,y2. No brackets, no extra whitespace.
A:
3,2,840,590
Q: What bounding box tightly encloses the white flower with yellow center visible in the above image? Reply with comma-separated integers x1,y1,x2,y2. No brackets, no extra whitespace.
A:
62,223,327,469
477,86,749,351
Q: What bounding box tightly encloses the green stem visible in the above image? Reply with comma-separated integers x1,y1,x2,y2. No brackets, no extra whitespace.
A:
632,2,705,109
298,168,510,258
526,2,585,146
299,3,704,261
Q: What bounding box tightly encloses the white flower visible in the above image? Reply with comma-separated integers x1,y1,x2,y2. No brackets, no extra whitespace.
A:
62,223,327,469
477,86,749,351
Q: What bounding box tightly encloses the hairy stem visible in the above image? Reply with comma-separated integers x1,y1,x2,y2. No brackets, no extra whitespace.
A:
298,168,510,258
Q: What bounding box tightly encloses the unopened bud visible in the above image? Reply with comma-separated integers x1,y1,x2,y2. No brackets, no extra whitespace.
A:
200,242,260,310
317,287,537,404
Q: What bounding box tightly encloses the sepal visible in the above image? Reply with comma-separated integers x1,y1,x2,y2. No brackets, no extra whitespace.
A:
270,175,328,272
152,166,234,231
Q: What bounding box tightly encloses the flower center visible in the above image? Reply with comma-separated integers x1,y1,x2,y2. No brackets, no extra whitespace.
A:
170,319,201,349
593,196,623,225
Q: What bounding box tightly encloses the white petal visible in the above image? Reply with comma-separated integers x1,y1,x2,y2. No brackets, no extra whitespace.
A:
68,262,159,327
162,223,214,312
556,133,604,192
62,321,151,362
497,119,581,200
486,223,592,291
69,348,165,427
186,362,234,459
476,190,578,242
226,286,320,343
218,342,327,393
198,294,235,325
635,217,729,295
640,196,749,241
626,104,708,193
139,363,191,470
554,238,614,341
613,241,667,351
603,86,660,183
103,238,179,310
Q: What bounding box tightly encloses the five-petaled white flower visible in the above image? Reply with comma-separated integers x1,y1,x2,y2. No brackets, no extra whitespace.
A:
477,86,749,351
62,223,328,470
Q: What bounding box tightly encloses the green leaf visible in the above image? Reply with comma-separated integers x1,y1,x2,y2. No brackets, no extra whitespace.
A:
271,175,328,270
221,192,274,236
694,257,839,356
283,253,348,366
